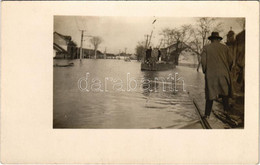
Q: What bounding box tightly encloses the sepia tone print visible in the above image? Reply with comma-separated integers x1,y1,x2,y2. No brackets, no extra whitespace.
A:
53,16,245,129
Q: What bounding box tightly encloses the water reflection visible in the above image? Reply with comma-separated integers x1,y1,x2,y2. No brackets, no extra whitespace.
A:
141,71,159,96
53,59,201,128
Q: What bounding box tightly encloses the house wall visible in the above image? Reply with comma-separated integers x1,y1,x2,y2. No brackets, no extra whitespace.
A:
53,50,57,58
228,30,245,95
54,33,67,51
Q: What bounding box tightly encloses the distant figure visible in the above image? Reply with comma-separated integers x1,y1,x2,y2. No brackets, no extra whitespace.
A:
146,46,152,62
151,48,159,64
201,32,233,119
158,49,161,61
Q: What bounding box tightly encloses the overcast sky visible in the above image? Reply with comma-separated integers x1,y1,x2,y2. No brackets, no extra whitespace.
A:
54,16,244,54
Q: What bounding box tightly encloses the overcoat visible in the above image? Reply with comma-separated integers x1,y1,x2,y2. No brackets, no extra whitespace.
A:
201,42,233,100
150,48,159,63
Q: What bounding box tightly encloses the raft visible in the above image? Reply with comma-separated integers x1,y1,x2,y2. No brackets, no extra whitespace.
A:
141,62,175,71
54,62,74,67
124,58,131,62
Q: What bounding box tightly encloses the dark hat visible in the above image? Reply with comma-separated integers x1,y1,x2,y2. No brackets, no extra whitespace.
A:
208,32,223,40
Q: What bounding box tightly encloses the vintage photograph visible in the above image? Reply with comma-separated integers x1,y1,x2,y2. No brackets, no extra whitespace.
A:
53,16,245,129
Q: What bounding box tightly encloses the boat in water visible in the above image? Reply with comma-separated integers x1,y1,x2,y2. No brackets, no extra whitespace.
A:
141,62,175,71
54,62,74,67
124,57,131,62
140,19,176,71
141,47,175,71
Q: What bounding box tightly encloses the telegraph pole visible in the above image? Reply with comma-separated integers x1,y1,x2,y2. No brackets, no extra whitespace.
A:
147,30,153,47
80,30,84,61
104,47,107,59
124,48,127,60
144,34,149,49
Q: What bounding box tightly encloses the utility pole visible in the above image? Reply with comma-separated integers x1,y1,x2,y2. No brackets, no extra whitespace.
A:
124,48,127,59
147,30,153,47
88,45,91,59
80,30,84,61
104,47,107,59
144,34,149,49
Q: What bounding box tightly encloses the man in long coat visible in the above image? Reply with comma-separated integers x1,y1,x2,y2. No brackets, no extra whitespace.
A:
201,32,233,118
146,46,152,62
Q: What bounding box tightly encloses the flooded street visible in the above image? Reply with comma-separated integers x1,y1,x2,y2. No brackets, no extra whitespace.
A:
54,59,204,128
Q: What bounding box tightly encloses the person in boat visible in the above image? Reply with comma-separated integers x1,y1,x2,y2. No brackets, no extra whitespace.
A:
146,46,152,63
151,48,159,66
158,49,161,62
201,32,233,119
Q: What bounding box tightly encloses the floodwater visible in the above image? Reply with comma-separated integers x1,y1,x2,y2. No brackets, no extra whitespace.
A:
53,59,204,129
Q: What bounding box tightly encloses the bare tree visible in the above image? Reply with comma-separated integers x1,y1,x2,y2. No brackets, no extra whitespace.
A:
160,25,192,46
185,18,223,71
135,41,146,61
160,24,193,65
90,36,102,59
180,18,221,55
188,17,222,71
159,18,223,67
